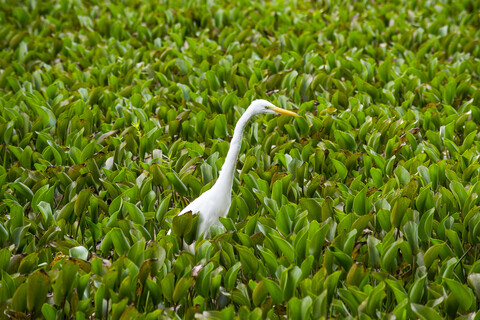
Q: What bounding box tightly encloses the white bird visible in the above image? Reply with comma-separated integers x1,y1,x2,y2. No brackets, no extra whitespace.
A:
177,99,299,251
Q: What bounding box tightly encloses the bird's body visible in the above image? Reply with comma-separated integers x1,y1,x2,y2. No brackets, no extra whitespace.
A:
181,186,231,239
178,99,299,250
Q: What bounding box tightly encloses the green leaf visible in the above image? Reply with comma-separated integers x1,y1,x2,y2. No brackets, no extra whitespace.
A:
385,279,407,304
450,181,467,211
18,253,39,274
138,258,160,285
328,246,353,271
381,239,402,272
75,188,92,217
468,273,480,300
263,278,283,305
390,197,410,228
155,194,172,223
418,208,434,242
353,187,367,215
411,303,442,319
409,275,426,303
423,243,448,269
11,282,27,312
259,247,278,275
161,273,175,303
270,234,294,264
196,262,214,297
225,262,242,291
27,270,50,312
288,296,313,320
38,201,54,226
325,270,342,304
10,182,34,201
444,278,474,310
166,171,188,196
252,280,268,306
334,130,357,151
403,221,419,254
108,228,131,256
236,245,259,275
69,246,89,261
331,159,347,180
174,212,198,245
299,198,322,221
172,212,194,238
442,77,456,105
276,206,292,236
394,165,410,185
41,303,57,320
214,114,228,139
346,263,366,287
123,202,146,226
173,277,194,303
282,266,303,301
366,281,386,316
94,283,105,318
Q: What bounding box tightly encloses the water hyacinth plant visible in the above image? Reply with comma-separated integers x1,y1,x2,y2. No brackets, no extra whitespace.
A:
0,0,480,318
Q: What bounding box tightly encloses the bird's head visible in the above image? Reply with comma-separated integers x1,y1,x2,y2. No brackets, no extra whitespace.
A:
248,99,300,117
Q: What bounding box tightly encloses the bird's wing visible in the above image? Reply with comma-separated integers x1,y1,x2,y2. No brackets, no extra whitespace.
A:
179,196,203,215
179,188,217,215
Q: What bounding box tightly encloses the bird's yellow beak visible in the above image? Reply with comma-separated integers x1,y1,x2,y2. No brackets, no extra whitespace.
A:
268,106,300,117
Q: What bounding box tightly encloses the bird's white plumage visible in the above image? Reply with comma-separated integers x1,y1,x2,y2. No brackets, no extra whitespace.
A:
177,99,299,252
179,186,231,239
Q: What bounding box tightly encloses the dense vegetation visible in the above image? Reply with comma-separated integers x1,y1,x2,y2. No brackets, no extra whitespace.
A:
1,0,480,318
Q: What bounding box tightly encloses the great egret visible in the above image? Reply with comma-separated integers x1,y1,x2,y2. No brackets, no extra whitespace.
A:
178,99,299,251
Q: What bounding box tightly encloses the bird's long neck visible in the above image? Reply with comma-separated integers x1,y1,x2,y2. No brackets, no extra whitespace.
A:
213,110,253,192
